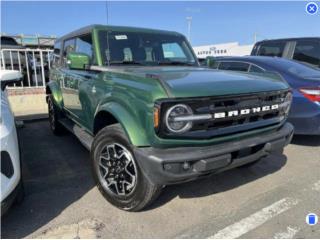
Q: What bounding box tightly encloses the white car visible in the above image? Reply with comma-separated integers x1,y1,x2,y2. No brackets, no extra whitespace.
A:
1,70,24,215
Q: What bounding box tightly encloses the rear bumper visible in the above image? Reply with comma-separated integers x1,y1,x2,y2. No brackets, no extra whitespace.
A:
288,111,320,135
134,123,294,185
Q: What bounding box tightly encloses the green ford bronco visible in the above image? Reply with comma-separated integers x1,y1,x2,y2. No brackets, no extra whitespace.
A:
46,25,294,211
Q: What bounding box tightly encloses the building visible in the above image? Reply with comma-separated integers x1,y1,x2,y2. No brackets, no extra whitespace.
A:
193,42,254,58
1,33,56,49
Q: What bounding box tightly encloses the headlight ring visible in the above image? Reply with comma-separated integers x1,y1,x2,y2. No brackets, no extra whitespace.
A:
165,104,193,133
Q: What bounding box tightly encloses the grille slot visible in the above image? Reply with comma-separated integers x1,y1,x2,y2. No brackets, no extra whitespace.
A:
190,91,286,132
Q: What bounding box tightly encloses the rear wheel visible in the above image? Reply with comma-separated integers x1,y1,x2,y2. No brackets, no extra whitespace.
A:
91,124,161,211
48,95,66,135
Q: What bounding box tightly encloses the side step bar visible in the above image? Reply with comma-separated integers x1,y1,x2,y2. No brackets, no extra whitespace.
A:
59,118,93,150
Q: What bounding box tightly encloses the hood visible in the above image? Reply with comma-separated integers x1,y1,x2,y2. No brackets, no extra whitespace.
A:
106,66,290,98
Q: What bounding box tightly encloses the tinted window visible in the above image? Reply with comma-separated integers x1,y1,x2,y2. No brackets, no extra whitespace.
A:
52,41,62,67
218,61,249,72
63,39,76,56
257,42,286,57
63,38,75,66
293,40,320,67
75,34,93,59
249,64,265,73
1,36,18,46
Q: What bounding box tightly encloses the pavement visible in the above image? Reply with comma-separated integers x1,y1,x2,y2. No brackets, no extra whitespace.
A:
1,119,319,239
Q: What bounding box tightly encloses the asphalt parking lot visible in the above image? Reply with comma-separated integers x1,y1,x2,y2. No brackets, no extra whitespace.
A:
1,119,320,238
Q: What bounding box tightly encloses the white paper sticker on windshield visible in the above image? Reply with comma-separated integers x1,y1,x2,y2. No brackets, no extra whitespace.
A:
115,35,128,40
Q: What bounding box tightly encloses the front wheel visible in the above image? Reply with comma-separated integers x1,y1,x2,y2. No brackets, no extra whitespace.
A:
91,124,161,211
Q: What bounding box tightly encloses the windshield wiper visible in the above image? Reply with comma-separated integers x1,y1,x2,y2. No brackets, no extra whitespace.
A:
158,61,195,66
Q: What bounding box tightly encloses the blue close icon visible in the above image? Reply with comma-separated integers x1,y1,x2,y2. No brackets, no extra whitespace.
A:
306,2,319,15
306,213,318,225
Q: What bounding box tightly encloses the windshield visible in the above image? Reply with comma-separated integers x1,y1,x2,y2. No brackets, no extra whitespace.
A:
276,59,320,78
98,30,198,66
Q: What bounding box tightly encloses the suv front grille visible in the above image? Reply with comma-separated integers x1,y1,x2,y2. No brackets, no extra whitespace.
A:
158,90,289,139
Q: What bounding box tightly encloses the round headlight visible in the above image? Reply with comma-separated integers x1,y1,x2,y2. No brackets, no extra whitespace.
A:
165,104,193,133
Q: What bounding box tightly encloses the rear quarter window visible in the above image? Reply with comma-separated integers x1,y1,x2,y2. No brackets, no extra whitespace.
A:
293,40,320,67
257,42,286,57
218,61,249,72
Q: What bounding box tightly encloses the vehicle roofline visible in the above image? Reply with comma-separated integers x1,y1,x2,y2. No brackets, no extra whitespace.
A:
56,24,184,42
254,37,320,44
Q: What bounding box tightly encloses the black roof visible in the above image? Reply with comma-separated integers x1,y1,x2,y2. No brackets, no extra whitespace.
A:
255,37,320,45
56,24,182,42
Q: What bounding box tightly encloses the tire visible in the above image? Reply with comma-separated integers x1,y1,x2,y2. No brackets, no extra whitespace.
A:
48,95,66,135
91,124,162,211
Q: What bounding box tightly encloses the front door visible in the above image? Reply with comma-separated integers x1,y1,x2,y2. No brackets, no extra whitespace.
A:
61,34,94,126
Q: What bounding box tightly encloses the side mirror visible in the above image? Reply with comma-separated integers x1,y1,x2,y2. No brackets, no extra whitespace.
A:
0,70,22,90
67,52,90,70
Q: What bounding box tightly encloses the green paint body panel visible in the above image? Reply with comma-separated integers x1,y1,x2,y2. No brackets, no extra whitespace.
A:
48,25,290,147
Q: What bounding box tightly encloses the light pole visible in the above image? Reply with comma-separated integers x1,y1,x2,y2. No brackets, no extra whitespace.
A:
186,16,192,43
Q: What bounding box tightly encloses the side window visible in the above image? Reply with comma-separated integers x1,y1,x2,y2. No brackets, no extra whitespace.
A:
257,42,286,57
75,34,93,60
218,61,249,72
63,38,75,66
162,42,186,59
293,40,320,67
249,64,265,73
52,41,61,68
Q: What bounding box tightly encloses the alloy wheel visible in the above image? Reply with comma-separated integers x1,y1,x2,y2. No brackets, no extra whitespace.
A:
98,143,137,196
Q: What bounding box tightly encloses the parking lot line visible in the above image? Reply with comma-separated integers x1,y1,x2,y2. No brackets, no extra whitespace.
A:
273,226,300,239
208,198,300,239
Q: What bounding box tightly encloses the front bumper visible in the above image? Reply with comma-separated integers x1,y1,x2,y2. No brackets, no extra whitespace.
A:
1,179,22,216
134,122,294,185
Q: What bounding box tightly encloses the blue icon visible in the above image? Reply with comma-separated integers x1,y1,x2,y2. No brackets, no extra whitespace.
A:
306,213,318,225
306,2,318,15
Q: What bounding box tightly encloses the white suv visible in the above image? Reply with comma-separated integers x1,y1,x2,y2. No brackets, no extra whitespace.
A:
1,70,24,215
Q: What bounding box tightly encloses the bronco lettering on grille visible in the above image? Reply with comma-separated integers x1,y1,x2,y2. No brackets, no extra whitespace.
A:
213,104,279,119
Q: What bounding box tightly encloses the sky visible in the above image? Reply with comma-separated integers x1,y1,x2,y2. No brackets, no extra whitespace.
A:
1,1,320,46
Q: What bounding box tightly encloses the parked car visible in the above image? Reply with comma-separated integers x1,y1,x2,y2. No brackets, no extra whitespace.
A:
251,37,320,68
46,25,293,211
0,70,24,215
207,56,320,135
